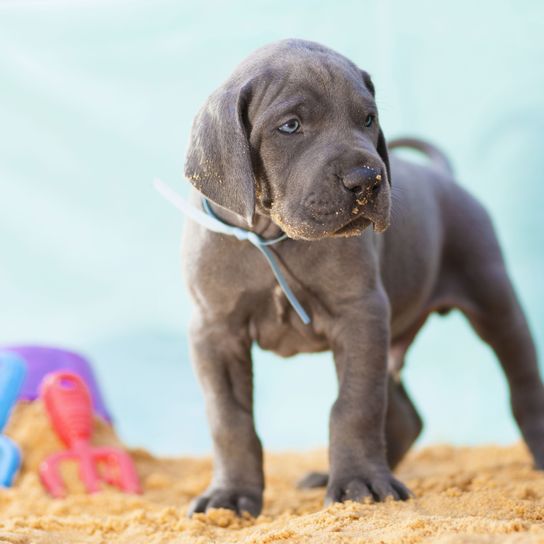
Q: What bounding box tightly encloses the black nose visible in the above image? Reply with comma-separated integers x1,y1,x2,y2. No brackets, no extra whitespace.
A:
342,166,383,194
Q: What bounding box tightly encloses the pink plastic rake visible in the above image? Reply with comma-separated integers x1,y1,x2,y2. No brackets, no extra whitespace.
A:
39,371,141,498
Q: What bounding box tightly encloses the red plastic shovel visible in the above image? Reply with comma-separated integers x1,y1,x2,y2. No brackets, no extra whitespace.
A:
39,371,141,498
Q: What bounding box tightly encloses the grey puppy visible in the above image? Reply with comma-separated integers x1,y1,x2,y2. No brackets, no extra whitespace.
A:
181,39,544,517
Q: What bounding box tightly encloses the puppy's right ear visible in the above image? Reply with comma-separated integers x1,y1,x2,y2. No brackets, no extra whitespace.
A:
361,71,391,186
184,82,255,225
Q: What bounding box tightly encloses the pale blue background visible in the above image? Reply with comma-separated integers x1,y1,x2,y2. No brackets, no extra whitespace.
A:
1,0,543,455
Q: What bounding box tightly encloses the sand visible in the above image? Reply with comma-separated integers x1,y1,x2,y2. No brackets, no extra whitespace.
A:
1,403,544,543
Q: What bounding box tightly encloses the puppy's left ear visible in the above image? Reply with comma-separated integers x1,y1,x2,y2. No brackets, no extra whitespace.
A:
362,71,391,185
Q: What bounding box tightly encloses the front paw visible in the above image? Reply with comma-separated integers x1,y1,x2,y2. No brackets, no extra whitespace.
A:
188,487,263,517
325,471,411,505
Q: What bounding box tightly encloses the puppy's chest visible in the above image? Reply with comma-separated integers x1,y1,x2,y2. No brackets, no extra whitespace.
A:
190,234,349,356
249,284,329,357
204,242,329,356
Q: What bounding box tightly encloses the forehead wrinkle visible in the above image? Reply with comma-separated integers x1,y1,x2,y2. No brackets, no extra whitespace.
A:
263,76,325,106
268,96,308,116
251,78,329,124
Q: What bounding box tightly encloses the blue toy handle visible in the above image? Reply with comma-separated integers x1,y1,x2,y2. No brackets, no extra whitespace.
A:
0,437,21,487
0,353,27,431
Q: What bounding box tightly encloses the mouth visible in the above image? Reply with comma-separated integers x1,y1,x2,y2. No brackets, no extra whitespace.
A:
332,214,372,237
338,198,390,234
303,192,389,237
272,200,388,240
300,206,381,239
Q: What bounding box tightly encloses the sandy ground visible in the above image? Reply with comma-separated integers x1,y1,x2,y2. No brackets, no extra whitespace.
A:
1,403,544,543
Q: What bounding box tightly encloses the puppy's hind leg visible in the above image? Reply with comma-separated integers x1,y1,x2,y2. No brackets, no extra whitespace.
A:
452,206,544,468
385,375,423,469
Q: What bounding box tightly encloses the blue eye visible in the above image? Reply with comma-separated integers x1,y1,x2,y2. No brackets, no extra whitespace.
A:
278,119,300,134
364,114,375,128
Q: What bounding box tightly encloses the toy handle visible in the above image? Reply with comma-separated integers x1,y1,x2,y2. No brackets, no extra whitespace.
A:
0,353,27,431
40,371,93,448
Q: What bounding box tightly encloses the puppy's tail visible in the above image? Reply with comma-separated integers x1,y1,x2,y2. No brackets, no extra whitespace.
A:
388,137,454,175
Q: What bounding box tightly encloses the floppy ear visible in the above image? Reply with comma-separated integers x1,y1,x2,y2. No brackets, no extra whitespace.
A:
361,71,391,186
184,81,255,225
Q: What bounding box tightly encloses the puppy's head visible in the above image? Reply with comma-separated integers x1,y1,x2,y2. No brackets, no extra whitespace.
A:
185,39,391,240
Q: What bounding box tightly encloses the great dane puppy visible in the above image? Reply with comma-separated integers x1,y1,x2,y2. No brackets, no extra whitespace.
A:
181,39,544,517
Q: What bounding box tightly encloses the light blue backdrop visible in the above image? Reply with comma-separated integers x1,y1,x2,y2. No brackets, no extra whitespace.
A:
1,0,543,455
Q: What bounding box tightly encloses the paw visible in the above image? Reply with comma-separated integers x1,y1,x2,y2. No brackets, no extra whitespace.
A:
297,471,329,489
188,487,263,517
325,472,411,505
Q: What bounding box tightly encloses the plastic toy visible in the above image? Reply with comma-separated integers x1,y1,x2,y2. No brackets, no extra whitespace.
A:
39,371,140,498
0,352,27,487
0,345,111,422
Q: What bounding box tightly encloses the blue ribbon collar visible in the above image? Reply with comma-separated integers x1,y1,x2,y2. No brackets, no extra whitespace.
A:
154,179,311,325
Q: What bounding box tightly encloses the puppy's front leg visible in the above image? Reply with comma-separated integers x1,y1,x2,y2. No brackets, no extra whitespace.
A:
327,290,410,504
187,315,263,517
